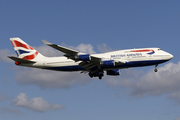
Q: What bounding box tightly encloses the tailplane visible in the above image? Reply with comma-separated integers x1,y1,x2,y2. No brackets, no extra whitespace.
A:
9,37,45,61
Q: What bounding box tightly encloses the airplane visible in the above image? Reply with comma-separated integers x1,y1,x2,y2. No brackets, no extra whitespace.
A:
8,37,173,79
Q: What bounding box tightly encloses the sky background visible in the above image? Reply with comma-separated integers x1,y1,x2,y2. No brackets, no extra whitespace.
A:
0,0,180,120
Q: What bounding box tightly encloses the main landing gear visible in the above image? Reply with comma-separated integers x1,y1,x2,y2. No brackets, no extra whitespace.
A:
154,65,158,72
89,71,104,80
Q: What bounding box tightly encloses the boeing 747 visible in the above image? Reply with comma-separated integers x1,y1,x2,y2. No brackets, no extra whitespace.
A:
8,37,173,79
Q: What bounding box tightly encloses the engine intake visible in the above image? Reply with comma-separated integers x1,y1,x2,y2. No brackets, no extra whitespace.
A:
77,54,91,61
101,60,115,66
106,69,120,76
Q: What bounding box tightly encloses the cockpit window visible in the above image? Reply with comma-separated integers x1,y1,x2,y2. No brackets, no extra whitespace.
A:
158,49,162,50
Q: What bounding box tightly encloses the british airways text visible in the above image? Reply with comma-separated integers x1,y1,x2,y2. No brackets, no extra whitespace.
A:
111,53,142,58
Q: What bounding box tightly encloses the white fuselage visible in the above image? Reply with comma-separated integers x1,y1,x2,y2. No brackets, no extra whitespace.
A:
20,48,173,71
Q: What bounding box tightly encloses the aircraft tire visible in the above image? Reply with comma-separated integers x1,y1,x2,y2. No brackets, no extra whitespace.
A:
154,69,158,72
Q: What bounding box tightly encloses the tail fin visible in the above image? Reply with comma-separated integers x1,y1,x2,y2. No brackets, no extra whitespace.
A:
10,37,45,61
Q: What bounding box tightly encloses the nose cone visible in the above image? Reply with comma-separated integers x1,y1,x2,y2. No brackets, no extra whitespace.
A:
162,51,173,60
165,52,173,60
157,50,173,61
169,53,173,60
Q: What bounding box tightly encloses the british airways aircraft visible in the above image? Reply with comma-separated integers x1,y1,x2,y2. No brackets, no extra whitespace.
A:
8,37,173,79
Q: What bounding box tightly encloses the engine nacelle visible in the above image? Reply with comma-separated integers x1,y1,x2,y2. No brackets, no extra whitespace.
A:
106,69,120,76
101,60,115,67
77,54,91,61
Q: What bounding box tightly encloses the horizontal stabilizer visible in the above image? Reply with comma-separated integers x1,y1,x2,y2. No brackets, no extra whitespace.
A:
42,40,78,55
8,56,36,63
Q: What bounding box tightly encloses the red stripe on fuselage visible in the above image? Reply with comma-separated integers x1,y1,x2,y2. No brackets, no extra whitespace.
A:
131,49,154,52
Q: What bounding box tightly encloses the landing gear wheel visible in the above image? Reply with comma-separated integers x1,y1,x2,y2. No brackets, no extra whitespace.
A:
89,72,93,78
154,65,158,72
154,68,158,72
99,76,102,80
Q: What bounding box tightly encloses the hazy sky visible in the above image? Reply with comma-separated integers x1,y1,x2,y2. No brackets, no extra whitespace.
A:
1,0,180,120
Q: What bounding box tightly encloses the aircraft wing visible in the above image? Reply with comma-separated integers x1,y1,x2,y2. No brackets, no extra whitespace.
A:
8,56,36,63
42,40,78,55
43,40,126,70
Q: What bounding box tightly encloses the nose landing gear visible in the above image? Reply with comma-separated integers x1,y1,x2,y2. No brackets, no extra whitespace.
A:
154,65,158,72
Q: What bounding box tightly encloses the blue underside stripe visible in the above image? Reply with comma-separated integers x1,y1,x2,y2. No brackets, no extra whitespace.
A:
45,60,168,71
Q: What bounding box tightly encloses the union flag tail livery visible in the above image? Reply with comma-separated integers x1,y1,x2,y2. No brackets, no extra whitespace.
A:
10,38,45,61
8,37,173,79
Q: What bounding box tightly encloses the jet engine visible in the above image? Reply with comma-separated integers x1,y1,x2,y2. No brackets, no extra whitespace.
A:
101,60,115,67
76,54,91,61
106,69,120,76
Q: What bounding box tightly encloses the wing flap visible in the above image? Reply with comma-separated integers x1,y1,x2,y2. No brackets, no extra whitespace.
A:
79,61,97,70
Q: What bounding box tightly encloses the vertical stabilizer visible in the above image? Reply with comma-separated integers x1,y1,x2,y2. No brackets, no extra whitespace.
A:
10,37,45,61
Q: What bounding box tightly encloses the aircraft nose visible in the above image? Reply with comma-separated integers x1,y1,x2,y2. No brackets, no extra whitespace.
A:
169,53,173,59
162,51,173,60
166,53,173,60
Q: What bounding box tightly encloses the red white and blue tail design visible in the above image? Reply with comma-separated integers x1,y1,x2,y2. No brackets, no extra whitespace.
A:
10,37,44,61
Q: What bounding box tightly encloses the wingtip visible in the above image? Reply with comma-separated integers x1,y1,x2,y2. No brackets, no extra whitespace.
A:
42,40,52,45
7,56,12,59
